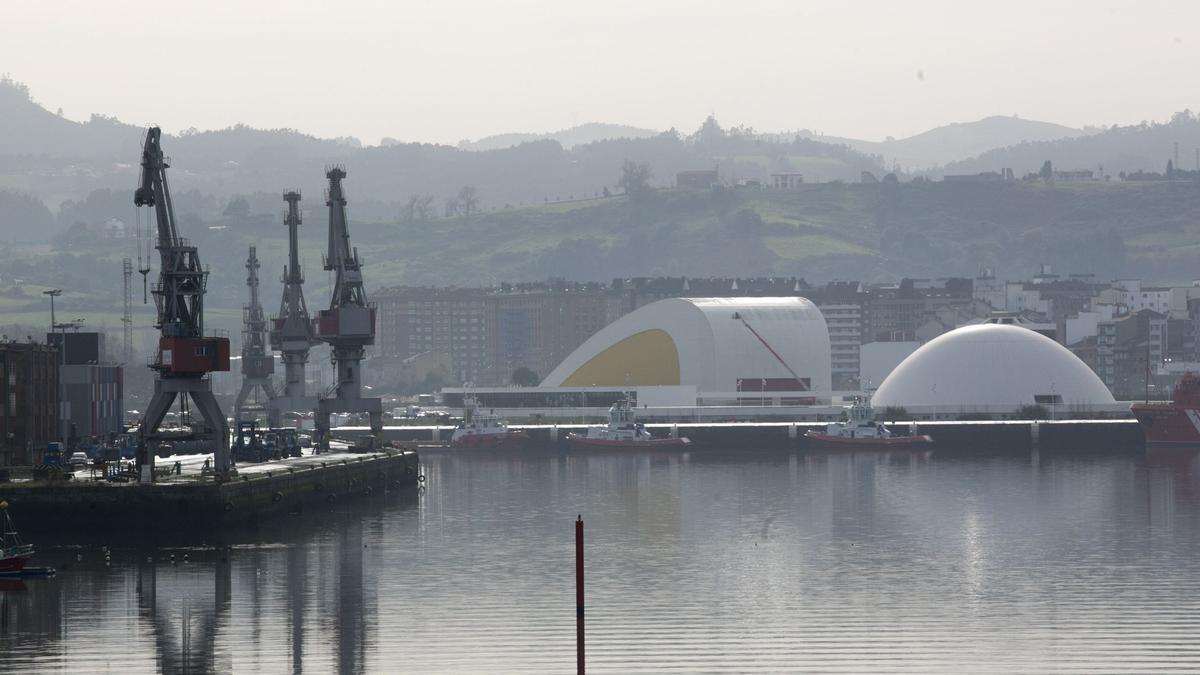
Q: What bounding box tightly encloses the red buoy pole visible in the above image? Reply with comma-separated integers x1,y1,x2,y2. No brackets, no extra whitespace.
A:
576,514,585,675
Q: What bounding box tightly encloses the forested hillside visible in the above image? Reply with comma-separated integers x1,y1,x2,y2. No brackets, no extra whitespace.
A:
0,79,888,241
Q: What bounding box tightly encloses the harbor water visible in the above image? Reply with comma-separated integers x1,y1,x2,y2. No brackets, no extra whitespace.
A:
2,445,1199,673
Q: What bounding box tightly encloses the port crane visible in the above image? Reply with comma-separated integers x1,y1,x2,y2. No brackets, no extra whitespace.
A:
313,168,382,447
268,191,319,424
134,127,231,480
234,246,278,425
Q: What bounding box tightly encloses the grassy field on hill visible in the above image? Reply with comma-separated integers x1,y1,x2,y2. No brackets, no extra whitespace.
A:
3,179,1199,344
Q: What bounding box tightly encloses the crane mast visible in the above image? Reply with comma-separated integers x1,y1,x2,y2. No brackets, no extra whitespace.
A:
234,246,278,425
133,127,232,480
135,128,199,335
314,167,382,447
269,191,318,422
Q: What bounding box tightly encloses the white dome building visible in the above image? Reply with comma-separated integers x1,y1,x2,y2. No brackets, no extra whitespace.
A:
542,297,831,402
872,323,1116,414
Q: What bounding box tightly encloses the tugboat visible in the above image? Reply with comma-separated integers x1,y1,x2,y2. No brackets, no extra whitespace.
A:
449,397,529,451
804,398,933,451
567,397,691,450
0,501,36,576
1132,371,1200,448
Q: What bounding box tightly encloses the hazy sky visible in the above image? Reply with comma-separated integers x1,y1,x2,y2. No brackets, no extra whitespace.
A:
4,0,1198,145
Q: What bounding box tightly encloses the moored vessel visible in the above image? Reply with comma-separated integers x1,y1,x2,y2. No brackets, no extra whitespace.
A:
567,398,690,450
805,399,933,451
450,397,529,451
1131,372,1200,448
0,501,35,575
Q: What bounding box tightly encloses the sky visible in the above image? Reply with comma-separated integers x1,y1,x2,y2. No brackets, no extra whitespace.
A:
3,0,1199,146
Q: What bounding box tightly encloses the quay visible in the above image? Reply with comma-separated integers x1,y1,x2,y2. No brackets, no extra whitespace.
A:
0,449,420,531
343,419,1146,452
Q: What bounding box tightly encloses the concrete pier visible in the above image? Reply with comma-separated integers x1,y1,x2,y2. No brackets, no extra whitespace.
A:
0,449,420,530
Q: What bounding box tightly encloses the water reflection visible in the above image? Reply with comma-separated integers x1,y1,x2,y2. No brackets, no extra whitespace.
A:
136,555,230,673
1,449,1199,672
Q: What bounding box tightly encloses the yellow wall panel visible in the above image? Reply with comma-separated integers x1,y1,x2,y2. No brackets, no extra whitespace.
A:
561,329,681,386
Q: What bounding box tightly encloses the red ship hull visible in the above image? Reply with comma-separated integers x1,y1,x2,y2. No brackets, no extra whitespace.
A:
0,555,29,575
450,431,529,452
804,431,934,452
567,434,691,451
1132,372,1200,448
1131,403,1200,447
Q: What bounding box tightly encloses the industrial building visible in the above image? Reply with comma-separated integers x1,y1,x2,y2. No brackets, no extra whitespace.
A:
47,332,123,445
0,341,59,467
872,324,1120,418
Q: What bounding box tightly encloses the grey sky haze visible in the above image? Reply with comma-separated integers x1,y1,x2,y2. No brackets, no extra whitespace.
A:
4,0,1199,145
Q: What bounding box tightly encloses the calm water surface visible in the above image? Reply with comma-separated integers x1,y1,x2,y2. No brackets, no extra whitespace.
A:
2,447,1199,673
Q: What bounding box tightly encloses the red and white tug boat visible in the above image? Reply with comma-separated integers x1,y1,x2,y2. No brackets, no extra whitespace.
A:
449,397,529,451
805,399,933,451
1131,372,1200,448
0,501,35,576
567,398,691,450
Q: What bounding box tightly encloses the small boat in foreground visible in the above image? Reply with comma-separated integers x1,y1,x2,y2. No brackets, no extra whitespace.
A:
0,501,36,576
805,399,933,451
449,397,530,451
567,398,690,450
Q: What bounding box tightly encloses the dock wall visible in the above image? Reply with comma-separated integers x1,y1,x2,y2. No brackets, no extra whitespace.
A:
355,420,1146,453
0,450,420,530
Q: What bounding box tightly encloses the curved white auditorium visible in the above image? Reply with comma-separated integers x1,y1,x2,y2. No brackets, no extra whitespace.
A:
872,323,1116,413
541,297,831,402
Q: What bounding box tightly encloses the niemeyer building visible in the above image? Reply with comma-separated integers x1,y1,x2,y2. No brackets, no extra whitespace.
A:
441,297,832,416
871,323,1123,418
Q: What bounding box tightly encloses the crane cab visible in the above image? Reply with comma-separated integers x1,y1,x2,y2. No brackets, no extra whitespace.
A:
156,336,231,374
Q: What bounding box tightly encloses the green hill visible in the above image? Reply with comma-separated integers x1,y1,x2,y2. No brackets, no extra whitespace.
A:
369,180,1189,287
3,179,1198,344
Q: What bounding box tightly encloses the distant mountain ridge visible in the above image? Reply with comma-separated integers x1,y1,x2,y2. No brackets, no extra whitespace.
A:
938,112,1200,178
455,123,661,151
0,79,888,242
0,77,357,164
792,116,1090,170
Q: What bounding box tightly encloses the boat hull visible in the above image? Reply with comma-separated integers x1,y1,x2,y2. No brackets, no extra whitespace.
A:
1131,402,1200,448
566,434,691,451
804,431,934,452
0,555,29,575
450,431,530,452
